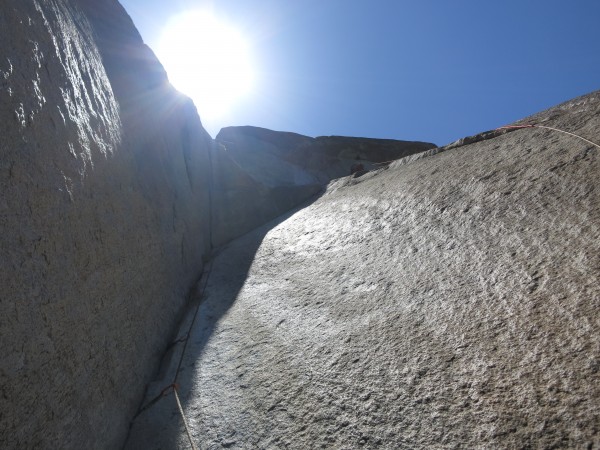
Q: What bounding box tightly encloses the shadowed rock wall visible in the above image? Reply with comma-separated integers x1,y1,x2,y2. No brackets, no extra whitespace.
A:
212,126,435,245
0,1,212,448
217,126,436,185
210,141,323,247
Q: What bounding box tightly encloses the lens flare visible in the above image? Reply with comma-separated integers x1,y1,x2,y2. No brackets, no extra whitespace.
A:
157,11,255,120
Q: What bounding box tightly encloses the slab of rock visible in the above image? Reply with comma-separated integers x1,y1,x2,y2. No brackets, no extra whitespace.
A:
127,91,600,448
0,1,212,448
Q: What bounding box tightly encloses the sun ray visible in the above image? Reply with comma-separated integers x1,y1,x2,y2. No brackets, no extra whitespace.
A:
157,11,255,121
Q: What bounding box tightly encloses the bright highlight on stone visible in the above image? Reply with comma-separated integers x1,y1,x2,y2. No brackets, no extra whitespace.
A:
157,10,255,119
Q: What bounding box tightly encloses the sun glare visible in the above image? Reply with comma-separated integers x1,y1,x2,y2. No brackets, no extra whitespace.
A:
157,11,255,121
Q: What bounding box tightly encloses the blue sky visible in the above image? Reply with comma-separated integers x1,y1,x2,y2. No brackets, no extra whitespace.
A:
119,0,600,145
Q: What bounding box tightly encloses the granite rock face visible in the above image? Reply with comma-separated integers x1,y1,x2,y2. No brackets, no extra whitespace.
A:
216,126,436,184
0,2,433,445
127,92,600,449
4,0,600,447
0,1,212,448
210,140,323,247
211,126,435,245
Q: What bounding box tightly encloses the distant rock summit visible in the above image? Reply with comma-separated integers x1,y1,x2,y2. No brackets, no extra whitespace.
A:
212,126,434,245
217,126,435,185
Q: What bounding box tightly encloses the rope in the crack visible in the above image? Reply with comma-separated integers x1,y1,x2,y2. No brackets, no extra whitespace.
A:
173,384,199,450
131,258,214,449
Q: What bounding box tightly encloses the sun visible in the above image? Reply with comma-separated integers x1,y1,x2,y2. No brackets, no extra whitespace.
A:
157,11,255,121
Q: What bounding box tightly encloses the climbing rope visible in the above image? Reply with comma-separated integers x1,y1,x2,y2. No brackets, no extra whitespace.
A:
497,124,600,150
131,258,214,449
173,258,213,386
169,258,213,449
173,385,199,450
374,123,600,170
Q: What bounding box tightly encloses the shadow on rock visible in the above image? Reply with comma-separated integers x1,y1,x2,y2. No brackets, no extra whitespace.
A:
123,193,323,449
